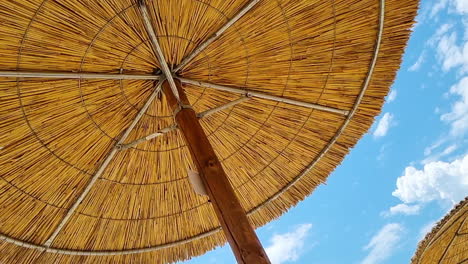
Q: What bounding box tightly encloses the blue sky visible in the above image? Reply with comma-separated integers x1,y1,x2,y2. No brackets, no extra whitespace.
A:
181,1,468,263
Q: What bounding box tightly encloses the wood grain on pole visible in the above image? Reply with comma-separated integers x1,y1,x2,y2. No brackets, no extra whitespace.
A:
162,79,271,264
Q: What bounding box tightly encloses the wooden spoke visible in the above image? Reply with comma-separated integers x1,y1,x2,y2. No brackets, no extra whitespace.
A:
43,81,163,247
118,95,251,150
138,0,180,101
179,77,349,115
0,70,160,80
173,0,261,73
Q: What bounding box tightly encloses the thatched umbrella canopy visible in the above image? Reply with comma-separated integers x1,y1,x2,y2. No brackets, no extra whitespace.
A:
412,197,468,264
0,0,417,263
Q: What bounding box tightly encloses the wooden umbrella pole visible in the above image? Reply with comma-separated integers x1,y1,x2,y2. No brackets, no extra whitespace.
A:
162,79,271,264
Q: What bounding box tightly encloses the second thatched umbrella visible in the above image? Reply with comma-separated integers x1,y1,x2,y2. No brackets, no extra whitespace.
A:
412,197,468,264
0,0,417,263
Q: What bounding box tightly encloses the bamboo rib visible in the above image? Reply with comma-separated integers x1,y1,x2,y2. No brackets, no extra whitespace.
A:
43,81,163,247
179,77,349,115
138,0,180,101
173,0,261,73
0,227,219,256
197,96,251,118
0,71,159,80
119,96,250,149
118,125,178,150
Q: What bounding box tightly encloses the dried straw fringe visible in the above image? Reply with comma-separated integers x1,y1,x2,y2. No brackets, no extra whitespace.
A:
0,0,417,263
411,197,468,264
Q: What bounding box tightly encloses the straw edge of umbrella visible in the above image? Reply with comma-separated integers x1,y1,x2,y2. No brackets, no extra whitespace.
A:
410,196,468,264
0,0,388,256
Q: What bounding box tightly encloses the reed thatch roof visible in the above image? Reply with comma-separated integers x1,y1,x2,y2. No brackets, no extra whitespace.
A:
0,0,417,263
412,197,468,264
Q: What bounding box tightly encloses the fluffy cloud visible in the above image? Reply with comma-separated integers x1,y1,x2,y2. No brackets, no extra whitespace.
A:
431,0,468,17
441,77,468,136
453,0,468,13
265,224,312,264
373,113,394,138
428,23,453,48
409,52,425,71
392,154,468,205
361,223,404,264
381,204,421,217
430,0,449,18
431,6,468,74
387,89,397,102
422,144,458,165
436,31,468,73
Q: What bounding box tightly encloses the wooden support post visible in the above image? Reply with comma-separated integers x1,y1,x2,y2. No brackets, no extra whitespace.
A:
162,79,271,264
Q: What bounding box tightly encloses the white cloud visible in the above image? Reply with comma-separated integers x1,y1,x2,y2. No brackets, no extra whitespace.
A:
381,204,421,217
430,0,468,17
436,31,468,73
422,144,458,164
413,3,433,30
427,23,453,48
430,0,449,18
387,89,397,102
373,113,394,138
453,0,468,14
424,139,445,156
265,224,312,264
435,23,453,40
361,223,404,264
441,77,468,136
377,144,390,161
409,53,425,71
392,154,468,205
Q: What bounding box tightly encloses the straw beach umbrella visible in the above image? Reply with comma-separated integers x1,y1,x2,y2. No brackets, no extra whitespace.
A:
412,197,468,264
0,0,417,263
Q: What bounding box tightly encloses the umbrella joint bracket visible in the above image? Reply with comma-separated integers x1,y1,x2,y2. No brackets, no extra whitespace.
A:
172,103,193,116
